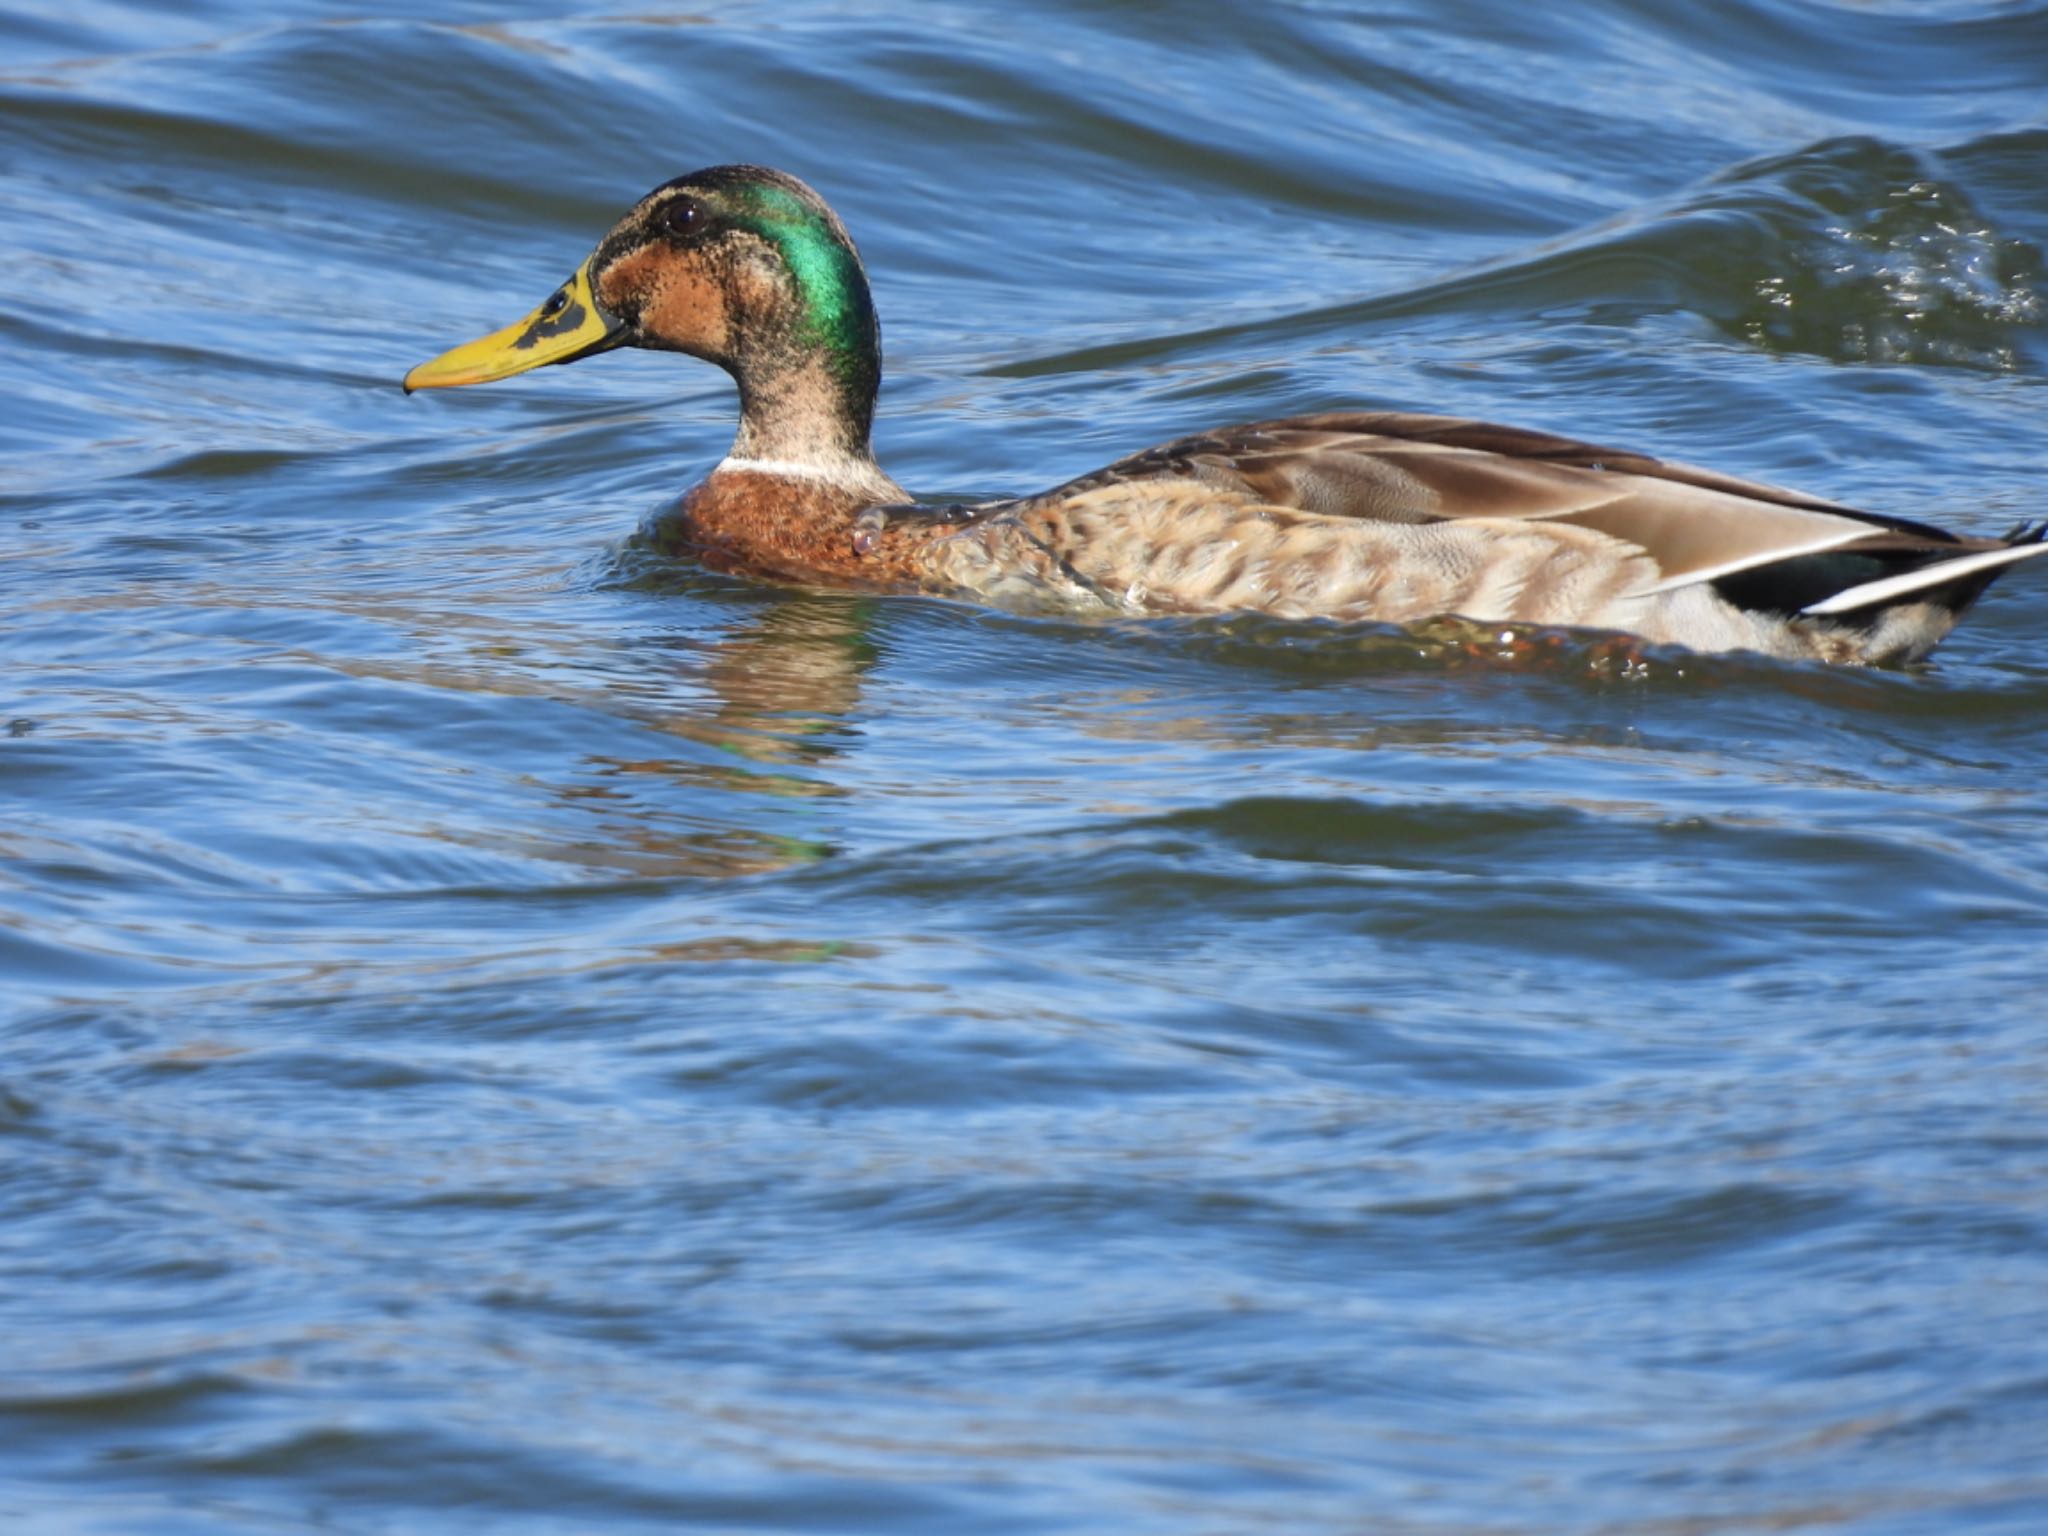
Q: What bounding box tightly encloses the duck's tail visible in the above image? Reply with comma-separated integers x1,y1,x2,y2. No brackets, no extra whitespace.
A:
1801,520,2048,618
1776,520,2048,663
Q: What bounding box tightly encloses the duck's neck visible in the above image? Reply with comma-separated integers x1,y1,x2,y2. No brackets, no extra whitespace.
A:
720,348,900,501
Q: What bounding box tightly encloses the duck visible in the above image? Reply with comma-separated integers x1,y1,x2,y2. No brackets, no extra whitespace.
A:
404,164,2045,665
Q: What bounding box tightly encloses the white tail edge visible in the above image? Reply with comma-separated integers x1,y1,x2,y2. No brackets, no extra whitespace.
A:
1801,540,2048,617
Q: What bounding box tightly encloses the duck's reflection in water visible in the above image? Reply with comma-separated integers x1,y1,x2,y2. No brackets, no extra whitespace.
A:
535,592,884,882
695,594,880,760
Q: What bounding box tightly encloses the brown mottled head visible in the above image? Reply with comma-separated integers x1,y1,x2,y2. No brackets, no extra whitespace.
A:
405,166,884,453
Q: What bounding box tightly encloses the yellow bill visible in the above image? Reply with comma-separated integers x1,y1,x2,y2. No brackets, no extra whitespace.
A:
403,258,623,393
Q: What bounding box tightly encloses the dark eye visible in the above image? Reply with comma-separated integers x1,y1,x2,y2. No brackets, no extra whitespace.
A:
658,198,701,239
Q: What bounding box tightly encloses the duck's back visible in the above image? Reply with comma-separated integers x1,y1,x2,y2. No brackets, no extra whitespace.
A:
918,412,2044,663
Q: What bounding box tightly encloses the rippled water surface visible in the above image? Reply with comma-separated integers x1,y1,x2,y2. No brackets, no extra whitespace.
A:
7,2,2048,1531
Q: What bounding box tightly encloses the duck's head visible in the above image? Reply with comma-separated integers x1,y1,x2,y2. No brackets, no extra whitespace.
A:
405,165,884,459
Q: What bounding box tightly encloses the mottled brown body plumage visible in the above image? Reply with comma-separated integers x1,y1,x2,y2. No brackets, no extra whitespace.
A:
407,166,2046,665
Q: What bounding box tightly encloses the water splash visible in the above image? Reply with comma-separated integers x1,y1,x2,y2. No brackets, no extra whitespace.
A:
1712,140,2041,369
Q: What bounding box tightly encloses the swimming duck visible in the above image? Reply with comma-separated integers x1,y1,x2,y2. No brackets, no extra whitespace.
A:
405,165,2044,664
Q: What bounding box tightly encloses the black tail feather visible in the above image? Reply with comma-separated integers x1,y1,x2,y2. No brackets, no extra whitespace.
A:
1716,519,2048,622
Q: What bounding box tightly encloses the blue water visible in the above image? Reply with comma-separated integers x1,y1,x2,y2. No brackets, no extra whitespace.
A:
6,2,2048,1531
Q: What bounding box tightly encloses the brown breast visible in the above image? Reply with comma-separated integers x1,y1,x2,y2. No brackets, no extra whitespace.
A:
656,470,951,593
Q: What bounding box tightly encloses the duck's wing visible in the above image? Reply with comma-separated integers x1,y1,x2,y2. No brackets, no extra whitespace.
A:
1042,410,1996,600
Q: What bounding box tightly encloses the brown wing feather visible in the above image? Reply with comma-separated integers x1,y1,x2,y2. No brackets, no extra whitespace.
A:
1029,412,1979,590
